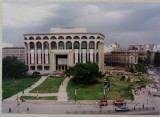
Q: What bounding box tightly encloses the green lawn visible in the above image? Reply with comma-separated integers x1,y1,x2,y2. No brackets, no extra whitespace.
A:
67,75,156,100
2,76,41,99
30,77,65,93
20,96,57,100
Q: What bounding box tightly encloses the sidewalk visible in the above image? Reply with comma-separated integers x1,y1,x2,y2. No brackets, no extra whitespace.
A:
4,76,48,101
4,76,70,102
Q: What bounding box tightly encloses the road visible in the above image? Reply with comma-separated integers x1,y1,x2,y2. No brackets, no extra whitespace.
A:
2,100,159,115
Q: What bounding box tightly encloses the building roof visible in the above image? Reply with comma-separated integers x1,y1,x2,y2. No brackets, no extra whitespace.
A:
3,47,25,49
23,32,105,38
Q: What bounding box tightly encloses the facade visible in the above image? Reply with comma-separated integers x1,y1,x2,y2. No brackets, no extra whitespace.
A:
2,47,25,62
24,28,105,73
104,49,138,68
128,44,155,64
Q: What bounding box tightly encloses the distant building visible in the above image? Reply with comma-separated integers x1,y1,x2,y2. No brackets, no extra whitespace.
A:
104,43,120,53
2,47,25,62
128,44,154,64
104,49,138,68
24,28,105,73
153,45,160,52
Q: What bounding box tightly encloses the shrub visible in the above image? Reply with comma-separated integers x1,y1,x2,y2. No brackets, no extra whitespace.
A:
32,71,40,78
120,76,125,81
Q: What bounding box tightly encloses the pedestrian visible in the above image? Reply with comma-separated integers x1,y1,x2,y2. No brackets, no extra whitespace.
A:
136,101,138,105
22,90,24,94
142,103,144,109
96,101,98,106
134,106,135,111
9,108,12,113
62,82,63,85
27,107,29,112
143,91,144,94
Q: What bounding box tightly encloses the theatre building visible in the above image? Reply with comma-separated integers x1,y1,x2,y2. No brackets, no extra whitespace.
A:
24,28,105,73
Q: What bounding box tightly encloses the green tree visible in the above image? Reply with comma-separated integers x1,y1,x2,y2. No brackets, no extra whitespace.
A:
120,76,125,81
154,51,160,67
64,62,104,85
2,56,28,78
135,63,148,74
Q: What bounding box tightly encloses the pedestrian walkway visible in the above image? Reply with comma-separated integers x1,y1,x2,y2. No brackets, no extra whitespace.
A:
133,85,160,111
58,77,70,101
4,76,48,101
4,76,71,102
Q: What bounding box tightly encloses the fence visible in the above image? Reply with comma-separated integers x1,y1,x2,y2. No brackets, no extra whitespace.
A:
66,107,155,114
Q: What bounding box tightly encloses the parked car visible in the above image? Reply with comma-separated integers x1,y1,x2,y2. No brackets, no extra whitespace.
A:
115,106,129,112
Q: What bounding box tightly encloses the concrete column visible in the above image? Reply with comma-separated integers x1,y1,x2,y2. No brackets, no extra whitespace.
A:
42,42,44,72
79,42,81,63
28,43,31,71
35,42,37,71
94,42,96,62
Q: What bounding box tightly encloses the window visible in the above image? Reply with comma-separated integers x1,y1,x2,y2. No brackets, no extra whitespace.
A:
37,42,42,49
51,36,56,40
30,42,34,49
51,41,57,49
81,41,87,49
73,36,80,39
43,36,49,40
81,36,87,39
74,41,80,49
66,41,72,49
89,36,95,39
66,36,72,39
89,41,95,49
58,36,64,39
58,41,64,49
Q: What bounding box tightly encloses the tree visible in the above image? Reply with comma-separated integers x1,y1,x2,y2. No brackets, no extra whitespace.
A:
2,56,28,78
120,76,125,81
154,51,160,67
135,63,148,74
64,62,104,85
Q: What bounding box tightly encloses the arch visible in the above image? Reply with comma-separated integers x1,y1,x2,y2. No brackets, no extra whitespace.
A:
29,37,34,40
97,41,100,49
66,41,72,49
89,36,95,39
81,36,87,39
66,36,72,39
43,36,49,40
89,41,95,49
97,36,100,39
51,36,56,40
36,36,41,40
58,36,64,39
51,41,57,49
73,36,80,39
58,41,64,49
74,41,80,49
43,41,49,50
36,42,42,49
81,41,87,49
30,42,34,49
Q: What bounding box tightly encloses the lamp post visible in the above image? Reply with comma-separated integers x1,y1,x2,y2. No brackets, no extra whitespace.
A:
15,81,19,113
75,88,77,102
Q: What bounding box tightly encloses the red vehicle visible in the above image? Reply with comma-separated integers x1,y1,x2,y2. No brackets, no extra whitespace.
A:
114,67,122,70
61,73,66,77
114,99,126,106
40,74,45,76
100,99,108,106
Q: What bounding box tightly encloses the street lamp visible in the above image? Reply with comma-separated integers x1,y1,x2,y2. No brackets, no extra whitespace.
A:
15,81,19,113
75,88,78,102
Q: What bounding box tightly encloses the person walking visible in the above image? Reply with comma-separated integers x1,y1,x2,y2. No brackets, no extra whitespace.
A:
9,108,12,113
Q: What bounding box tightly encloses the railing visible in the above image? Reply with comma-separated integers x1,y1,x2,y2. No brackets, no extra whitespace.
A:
66,107,155,114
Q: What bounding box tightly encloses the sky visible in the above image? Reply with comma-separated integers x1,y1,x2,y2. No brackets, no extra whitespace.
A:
2,2,160,48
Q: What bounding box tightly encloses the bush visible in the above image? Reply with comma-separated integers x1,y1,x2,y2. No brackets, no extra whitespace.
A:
120,76,125,81
127,77,131,82
32,71,40,78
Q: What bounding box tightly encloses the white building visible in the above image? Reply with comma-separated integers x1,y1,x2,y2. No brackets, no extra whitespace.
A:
24,28,105,73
